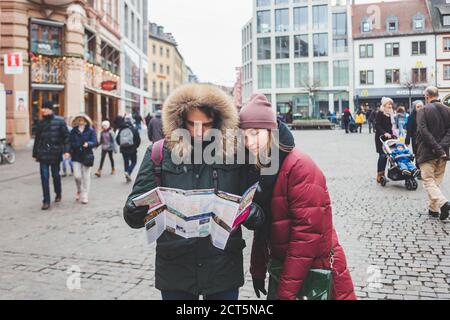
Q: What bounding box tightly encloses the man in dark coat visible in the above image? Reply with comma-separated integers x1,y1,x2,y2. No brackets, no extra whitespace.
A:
417,87,450,220
116,117,141,183
32,101,70,210
123,84,263,300
147,110,164,143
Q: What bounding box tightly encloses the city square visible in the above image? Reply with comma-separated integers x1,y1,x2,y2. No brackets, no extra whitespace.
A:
0,129,449,300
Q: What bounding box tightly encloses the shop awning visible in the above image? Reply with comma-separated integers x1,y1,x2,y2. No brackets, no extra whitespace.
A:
85,86,138,103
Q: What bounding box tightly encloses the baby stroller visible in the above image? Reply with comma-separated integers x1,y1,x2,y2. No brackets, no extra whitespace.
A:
349,118,358,133
380,138,419,191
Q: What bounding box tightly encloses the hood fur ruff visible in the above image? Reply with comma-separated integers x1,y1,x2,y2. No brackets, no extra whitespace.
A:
162,84,239,158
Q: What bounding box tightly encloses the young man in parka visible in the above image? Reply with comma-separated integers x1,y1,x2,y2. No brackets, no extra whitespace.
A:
123,84,264,300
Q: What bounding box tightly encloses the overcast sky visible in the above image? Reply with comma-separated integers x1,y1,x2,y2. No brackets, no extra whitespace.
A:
148,0,400,87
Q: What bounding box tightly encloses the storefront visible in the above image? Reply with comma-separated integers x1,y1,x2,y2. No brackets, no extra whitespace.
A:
355,87,426,111
29,19,66,135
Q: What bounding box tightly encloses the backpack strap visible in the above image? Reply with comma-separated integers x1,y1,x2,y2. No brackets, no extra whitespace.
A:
151,139,165,186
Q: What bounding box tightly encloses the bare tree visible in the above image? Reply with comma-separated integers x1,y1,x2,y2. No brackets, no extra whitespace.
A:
300,78,322,118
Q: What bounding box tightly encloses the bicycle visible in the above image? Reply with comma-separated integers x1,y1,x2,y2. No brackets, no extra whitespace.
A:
0,139,16,164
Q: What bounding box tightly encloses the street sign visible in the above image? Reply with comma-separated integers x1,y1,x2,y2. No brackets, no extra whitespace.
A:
3,52,23,75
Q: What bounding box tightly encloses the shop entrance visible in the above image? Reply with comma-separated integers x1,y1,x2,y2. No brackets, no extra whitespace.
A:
30,89,65,136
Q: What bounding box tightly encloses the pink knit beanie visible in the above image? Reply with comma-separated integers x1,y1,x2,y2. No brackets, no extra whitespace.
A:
239,94,277,130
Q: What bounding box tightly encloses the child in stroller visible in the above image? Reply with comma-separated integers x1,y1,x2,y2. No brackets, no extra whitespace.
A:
380,138,420,190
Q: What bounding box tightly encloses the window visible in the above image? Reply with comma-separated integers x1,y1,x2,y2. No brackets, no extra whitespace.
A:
444,15,450,26
386,16,399,32
293,7,308,32
152,81,157,98
313,5,328,30
294,63,309,87
257,10,271,33
257,0,271,7
413,13,425,31
124,4,129,38
160,64,164,74
84,30,96,63
160,46,163,56
314,62,328,87
167,49,170,58
386,69,400,84
276,36,290,59
385,43,400,57
412,68,427,83
333,13,347,36
444,65,450,80
294,35,309,58
257,38,271,60
30,23,63,56
444,37,450,51
167,83,170,97
275,0,288,4
152,63,156,72
360,70,374,85
361,18,372,33
160,81,164,100
258,65,272,89
333,39,347,54
412,41,426,55
152,44,156,54
313,33,328,57
275,9,289,32
333,60,349,86
276,64,290,88
166,66,170,75
360,44,374,58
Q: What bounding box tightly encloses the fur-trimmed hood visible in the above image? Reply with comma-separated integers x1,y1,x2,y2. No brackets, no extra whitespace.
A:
162,84,239,156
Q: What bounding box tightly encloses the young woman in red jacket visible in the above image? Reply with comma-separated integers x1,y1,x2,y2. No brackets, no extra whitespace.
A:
240,94,357,300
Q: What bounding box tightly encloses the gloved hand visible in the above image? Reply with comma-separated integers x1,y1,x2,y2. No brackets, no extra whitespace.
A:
252,277,267,299
123,198,149,229
243,203,266,231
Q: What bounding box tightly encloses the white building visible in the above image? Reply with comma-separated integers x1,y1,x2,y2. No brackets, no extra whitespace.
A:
242,19,253,103
353,0,436,110
428,0,450,105
120,0,150,117
243,0,354,117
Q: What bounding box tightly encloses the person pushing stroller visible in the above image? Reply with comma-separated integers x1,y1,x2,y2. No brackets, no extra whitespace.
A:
391,143,420,177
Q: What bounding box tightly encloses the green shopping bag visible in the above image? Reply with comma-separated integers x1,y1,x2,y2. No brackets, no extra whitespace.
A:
267,258,333,300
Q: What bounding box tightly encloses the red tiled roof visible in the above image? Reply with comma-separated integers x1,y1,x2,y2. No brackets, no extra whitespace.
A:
352,0,433,39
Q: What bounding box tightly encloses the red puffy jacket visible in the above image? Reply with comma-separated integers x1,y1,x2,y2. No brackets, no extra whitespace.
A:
250,149,357,300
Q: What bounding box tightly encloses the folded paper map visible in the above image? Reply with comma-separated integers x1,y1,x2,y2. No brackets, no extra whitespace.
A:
132,183,259,250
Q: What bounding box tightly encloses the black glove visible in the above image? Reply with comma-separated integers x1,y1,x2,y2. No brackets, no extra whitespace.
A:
243,203,266,231
252,277,267,299
123,198,149,229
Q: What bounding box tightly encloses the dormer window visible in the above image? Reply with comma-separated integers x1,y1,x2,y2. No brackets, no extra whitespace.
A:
361,17,372,33
413,13,425,31
444,14,450,26
387,16,399,32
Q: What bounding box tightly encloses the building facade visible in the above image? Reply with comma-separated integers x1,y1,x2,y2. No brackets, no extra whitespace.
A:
121,0,149,118
242,19,253,104
428,0,450,105
148,22,188,111
353,0,436,111
245,0,354,118
0,0,124,147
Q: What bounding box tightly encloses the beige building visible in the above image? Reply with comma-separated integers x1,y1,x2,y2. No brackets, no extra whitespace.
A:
0,0,122,147
148,23,187,110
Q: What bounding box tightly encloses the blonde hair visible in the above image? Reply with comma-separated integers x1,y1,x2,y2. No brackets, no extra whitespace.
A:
254,130,293,170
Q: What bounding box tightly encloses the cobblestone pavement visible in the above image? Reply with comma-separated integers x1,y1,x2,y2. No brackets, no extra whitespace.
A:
0,128,449,300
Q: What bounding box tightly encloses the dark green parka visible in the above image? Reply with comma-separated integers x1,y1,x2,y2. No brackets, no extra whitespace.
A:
123,84,250,296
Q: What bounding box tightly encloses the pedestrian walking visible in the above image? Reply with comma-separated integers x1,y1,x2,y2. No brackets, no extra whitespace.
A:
375,97,395,184
145,112,153,127
116,116,141,183
95,120,117,178
342,107,352,134
32,101,70,210
69,114,97,205
355,110,366,134
61,124,74,177
416,87,450,220
239,94,356,300
147,110,164,143
395,106,407,138
366,108,374,134
406,100,424,169
123,84,264,300
133,112,143,131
